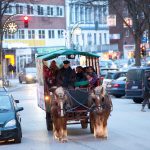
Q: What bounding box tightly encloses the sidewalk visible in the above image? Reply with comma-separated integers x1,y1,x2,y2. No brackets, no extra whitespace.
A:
8,78,19,87
4,78,20,89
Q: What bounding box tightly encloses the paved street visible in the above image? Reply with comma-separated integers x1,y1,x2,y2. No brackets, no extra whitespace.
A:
1,81,150,150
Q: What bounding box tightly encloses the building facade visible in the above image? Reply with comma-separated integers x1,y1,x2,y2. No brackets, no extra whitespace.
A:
109,1,135,59
65,0,110,59
3,0,66,72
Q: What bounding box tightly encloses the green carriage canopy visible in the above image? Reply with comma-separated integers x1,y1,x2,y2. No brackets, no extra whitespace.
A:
36,48,99,61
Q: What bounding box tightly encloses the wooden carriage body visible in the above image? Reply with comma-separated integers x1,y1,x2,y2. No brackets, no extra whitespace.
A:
36,48,100,131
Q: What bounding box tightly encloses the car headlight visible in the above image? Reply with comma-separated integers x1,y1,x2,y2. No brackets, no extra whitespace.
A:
5,119,16,127
26,74,33,79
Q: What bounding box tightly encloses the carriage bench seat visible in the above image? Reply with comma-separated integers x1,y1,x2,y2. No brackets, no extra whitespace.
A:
66,89,89,107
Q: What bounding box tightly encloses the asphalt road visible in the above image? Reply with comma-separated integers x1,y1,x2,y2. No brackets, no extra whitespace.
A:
1,83,150,150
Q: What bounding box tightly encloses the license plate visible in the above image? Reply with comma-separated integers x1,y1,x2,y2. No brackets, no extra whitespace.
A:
107,84,112,88
131,86,138,89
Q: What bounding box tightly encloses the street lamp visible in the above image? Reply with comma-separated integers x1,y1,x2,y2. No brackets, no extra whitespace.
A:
70,23,82,50
1,18,18,86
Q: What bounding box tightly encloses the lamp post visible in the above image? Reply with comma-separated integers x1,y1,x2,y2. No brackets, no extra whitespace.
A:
70,23,82,50
1,19,18,86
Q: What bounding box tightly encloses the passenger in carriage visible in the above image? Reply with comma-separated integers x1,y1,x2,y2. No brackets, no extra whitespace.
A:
43,61,51,91
75,66,87,82
85,66,98,88
48,60,59,87
86,73,98,89
56,60,76,89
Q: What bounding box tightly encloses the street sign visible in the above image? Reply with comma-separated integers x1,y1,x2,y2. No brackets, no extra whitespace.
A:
141,37,148,43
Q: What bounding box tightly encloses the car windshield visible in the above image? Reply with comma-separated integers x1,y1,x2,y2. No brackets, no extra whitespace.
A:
0,95,12,112
116,77,126,81
105,72,116,79
127,69,143,81
25,68,37,73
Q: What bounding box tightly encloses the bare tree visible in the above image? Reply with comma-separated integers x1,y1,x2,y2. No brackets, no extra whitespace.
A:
77,0,150,66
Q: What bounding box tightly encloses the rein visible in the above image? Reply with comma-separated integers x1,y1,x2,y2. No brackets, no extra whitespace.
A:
65,90,92,112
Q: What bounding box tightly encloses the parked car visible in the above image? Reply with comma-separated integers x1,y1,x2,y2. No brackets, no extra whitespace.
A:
125,66,150,103
100,68,119,81
100,60,117,69
102,71,127,88
0,91,24,143
18,67,37,84
106,76,126,98
0,87,8,93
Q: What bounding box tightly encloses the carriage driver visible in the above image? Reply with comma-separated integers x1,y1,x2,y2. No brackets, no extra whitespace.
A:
56,60,76,89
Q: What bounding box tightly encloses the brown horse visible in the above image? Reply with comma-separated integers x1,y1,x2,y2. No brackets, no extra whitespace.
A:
88,85,113,138
50,87,72,142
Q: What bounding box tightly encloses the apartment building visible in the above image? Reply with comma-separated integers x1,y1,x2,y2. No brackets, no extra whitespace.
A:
3,0,66,72
65,0,110,58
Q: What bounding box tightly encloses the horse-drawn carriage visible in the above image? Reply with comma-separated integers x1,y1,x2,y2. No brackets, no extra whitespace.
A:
36,49,112,142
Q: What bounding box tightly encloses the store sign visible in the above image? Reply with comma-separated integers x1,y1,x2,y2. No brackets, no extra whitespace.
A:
16,48,31,55
107,15,116,26
124,17,133,27
37,47,66,54
110,34,120,40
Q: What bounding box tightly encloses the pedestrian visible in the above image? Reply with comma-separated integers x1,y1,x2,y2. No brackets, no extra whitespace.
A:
141,72,150,112
56,60,76,89
7,63,13,78
13,65,16,78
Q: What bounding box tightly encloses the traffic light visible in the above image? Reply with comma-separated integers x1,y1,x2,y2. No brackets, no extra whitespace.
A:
24,16,29,28
141,46,146,57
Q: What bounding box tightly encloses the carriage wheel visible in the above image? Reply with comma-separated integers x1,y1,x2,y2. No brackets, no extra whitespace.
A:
46,112,53,131
81,119,88,129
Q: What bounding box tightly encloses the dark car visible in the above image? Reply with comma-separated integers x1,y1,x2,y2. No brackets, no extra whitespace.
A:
18,67,37,84
0,87,8,93
125,66,150,103
106,76,126,98
0,91,23,143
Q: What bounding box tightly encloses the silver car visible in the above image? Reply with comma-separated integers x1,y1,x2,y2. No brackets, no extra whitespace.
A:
18,67,37,84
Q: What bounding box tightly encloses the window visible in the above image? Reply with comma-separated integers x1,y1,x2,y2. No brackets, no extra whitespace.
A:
98,6,103,24
75,5,79,22
16,4,23,14
47,6,50,15
125,29,130,37
87,33,92,45
80,5,84,22
57,30,63,39
27,5,33,15
104,33,107,44
99,33,102,45
38,30,45,39
48,30,55,39
37,6,44,15
5,5,13,14
47,6,54,16
50,7,54,16
94,33,97,45
56,7,63,16
4,31,15,39
18,30,25,39
28,30,35,39
70,4,74,23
